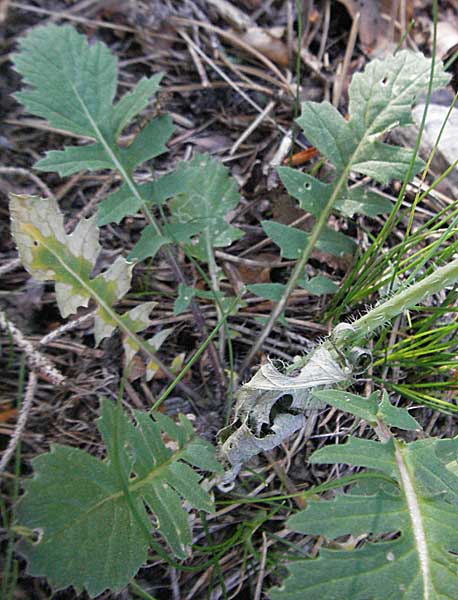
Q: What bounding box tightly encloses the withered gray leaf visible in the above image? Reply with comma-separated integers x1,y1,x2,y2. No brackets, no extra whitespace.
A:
219,344,352,483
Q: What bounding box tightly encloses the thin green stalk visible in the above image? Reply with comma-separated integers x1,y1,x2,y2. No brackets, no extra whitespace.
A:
218,471,394,506
205,228,225,361
379,0,439,293
151,292,243,411
241,165,351,371
184,254,236,423
129,580,159,600
327,191,458,321
201,512,228,600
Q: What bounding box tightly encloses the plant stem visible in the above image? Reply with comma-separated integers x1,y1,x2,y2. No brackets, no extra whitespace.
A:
334,256,458,347
151,292,242,411
76,94,224,385
205,228,225,361
129,580,159,600
240,166,349,372
131,184,225,386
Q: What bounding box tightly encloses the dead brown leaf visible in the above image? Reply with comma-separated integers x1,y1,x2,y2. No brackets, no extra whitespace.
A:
237,27,289,67
338,0,414,55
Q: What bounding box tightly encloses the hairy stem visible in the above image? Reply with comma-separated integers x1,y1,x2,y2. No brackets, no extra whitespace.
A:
335,256,458,347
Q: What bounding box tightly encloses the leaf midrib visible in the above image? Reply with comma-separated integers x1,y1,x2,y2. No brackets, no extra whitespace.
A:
394,440,431,599
37,441,193,545
69,81,163,237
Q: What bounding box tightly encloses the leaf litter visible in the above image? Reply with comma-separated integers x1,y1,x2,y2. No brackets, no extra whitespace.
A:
1,1,458,599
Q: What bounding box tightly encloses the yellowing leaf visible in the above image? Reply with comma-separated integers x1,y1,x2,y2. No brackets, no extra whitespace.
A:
9,194,152,367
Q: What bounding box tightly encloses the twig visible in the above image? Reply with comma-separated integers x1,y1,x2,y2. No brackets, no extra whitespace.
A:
39,312,95,346
230,100,275,155
0,311,65,385
0,257,21,277
253,532,268,600
0,166,55,199
177,29,291,139
10,1,136,32
171,16,292,91
205,0,253,30
187,36,210,87
332,11,360,108
169,567,181,600
317,0,331,63
0,371,37,473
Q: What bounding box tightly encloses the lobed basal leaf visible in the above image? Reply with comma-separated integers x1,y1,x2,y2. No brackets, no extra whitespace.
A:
129,153,243,262
9,193,151,370
268,50,450,261
270,435,458,599
16,399,222,597
13,24,173,224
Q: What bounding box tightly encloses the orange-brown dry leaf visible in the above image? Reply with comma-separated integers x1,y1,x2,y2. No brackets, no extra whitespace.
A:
228,252,277,286
0,408,17,423
126,354,146,382
153,352,187,381
237,27,289,67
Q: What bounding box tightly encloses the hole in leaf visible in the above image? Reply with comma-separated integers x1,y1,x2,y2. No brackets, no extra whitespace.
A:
218,480,235,493
304,182,312,191
381,76,388,86
31,528,43,545
259,422,273,437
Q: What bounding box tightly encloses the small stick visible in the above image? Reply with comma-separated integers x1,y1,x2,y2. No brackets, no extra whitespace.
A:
0,371,37,473
187,37,210,87
0,311,64,385
0,166,55,199
317,0,331,63
253,532,268,600
39,312,94,347
230,100,275,155
332,11,360,108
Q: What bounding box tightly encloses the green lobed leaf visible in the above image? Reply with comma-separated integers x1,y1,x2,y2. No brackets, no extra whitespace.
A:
377,392,421,431
128,224,171,262
299,274,338,295
128,221,204,262
270,51,449,300
297,101,350,170
262,220,356,258
13,24,173,224
16,399,220,597
312,389,379,422
168,153,243,261
111,74,162,136
247,283,286,302
173,283,197,315
312,389,421,431
271,435,458,599
310,437,398,478
336,187,393,218
14,24,117,137
278,166,394,218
